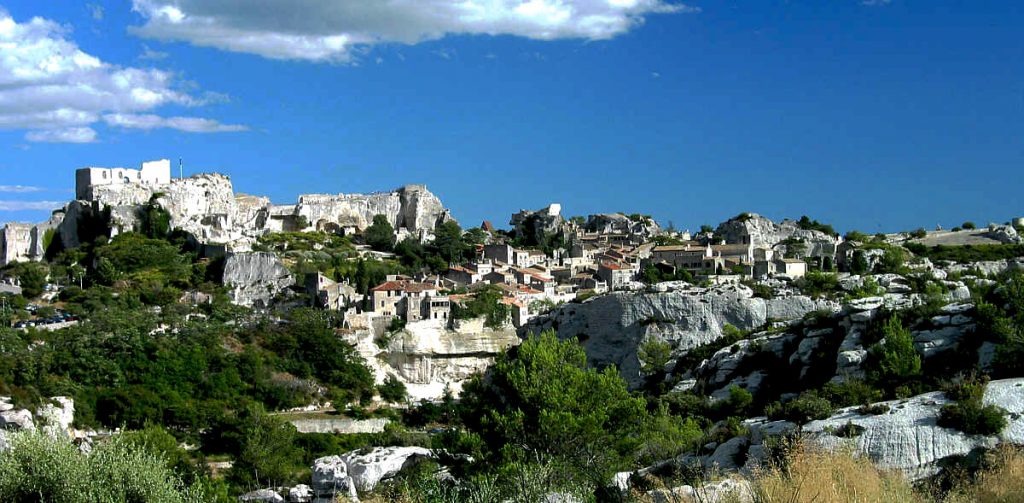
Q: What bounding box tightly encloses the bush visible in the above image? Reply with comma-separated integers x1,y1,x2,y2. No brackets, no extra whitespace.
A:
378,374,408,403
765,392,834,424
364,214,396,252
799,271,839,298
870,315,921,381
962,221,977,230
0,429,206,502
939,400,1007,436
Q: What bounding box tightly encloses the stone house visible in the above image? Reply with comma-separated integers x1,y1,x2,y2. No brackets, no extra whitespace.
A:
75,159,171,200
597,261,638,290
774,258,808,279
370,280,449,322
304,272,361,310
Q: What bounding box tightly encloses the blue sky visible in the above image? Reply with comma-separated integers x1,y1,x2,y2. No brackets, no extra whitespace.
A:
0,1,1021,234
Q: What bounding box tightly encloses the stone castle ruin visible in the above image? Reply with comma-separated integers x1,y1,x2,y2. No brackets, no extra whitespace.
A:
1,159,455,266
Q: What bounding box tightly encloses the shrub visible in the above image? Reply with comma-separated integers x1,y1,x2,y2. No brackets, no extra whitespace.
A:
0,429,206,502
870,316,921,381
378,374,409,403
765,392,834,424
939,400,1007,436
909,228,928,239
799,270,839,298
962,221,977,230
364,214,396,252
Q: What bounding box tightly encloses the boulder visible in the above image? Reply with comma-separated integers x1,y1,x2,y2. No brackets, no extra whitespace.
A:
36,396,74,438
0,408,35,431
287,484,312,503
238,489,285,503
340,446,435,493
311,455,358,501
648,478,753,503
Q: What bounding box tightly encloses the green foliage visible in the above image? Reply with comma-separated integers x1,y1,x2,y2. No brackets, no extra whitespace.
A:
638,338,672,376
765,391,834,424
93,232,193,287
0,429,207,502
432,221,468,263
909,228,928,239
379,374,409,403
905,243,1024,264
641,263,693,284
451,285,509,329
939,399,1007,436
876,246,908,274
743,280,774,299
460,330,699,490
227,403,303,489
962,221,977,230
2,261,48,299
699,224,714,235
139,197,173,238
364,214,396,252
870,316,921,381
796,215,838,237
799,270,839,298
844,230,869,242
850,249,870,275
847,277,884,299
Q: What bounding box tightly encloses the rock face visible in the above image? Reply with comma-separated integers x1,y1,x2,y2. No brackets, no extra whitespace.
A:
238,489,285,503
340,446,436,493
803,378,1024,480
585,213,661,240
36,397,74,438
297,184,453,241
343,317,520,402
523,283,835,388
3,164,458,268
510,203,564,243
714,213,839,259
222,252,295,308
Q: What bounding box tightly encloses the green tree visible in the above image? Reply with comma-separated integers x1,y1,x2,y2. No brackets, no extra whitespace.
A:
432,221,467,263
638,339,672,376
139,195,172,238
229,404,302,489
962,221,977,230
5,262,47,299
378,374,408,403
364,214,396,252
851,249,869,275
872,316,921,380
461,330,698,490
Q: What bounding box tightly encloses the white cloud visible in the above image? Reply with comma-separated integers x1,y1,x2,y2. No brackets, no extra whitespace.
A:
139,44,168,60
103,113,248,132
0,9,243,142
87,3,105,21
0,200,63,211
25,127,98,143
0,185,44,193
129,0,696,63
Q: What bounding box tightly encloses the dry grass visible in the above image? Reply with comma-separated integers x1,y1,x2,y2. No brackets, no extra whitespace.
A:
944,446,1024,503
749,440,921,503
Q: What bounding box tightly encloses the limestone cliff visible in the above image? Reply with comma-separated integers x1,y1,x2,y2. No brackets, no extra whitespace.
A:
343,317,520,402
522,282,837,388
222,252,295,308
714,213,839,258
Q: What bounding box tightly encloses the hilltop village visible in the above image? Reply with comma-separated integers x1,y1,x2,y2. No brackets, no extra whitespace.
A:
2,160,1024,502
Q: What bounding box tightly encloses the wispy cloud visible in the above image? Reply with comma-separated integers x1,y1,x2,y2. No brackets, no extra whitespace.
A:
25,128,97,144
0,185,44,193
104,113,248,133
139,44,168,60
86,3,104,21
0,200,62,211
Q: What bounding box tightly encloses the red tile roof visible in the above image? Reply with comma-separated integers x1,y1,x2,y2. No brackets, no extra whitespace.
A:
370,280,438,293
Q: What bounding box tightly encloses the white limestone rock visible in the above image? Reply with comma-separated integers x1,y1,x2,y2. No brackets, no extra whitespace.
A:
0,408,35,431
36,396,74,438
803,378,1024,480
648,478,753,503
222,252,295,307
311,456,358,501
238,489,285,503
523,284,832,388
340,446,435,493
287,484,312,503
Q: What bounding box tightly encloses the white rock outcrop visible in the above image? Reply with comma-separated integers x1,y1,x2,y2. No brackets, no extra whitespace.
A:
311,455,359,501
222,252,295,308
524,283,835,388
340,446,435,493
